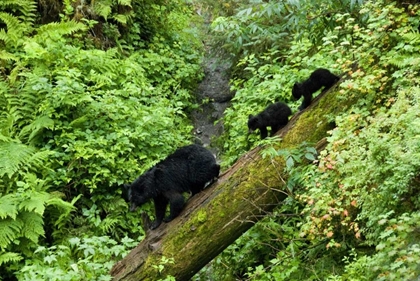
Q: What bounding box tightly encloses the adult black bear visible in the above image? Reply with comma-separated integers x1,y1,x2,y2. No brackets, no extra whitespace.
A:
248,101,292,139
292,68,339,110
124,144,220,230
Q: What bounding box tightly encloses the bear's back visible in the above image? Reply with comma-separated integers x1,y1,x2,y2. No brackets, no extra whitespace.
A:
155,144,217,193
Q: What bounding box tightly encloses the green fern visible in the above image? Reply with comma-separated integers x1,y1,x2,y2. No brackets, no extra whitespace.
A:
34,20,87,42
19,191,50,215
80,48,120,76
18,115,54,145
101,216,119,233
0,49,18,62
0,0,37,48
0,0,37,21
388,56,420,69
93,0,133,23
0,141,36,178
0,217,23,248
3,87,38,129
49,194,81,229
0,29,10,45
18,211,44,244
0,141,53,178
112,12,134,24
0,194,18,219
387,32,420,69
93,0,113,21
0,12,24,45
0,252,22,266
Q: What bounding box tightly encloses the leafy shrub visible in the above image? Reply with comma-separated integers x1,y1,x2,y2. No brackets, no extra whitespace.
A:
211,0,366,62
15,235,139,281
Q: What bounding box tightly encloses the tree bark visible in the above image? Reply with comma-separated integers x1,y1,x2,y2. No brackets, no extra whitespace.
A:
110,79,353,280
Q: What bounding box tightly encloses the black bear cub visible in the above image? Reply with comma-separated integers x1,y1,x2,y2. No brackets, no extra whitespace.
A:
248,101,292,139
292,68,339,110
124,144,220,230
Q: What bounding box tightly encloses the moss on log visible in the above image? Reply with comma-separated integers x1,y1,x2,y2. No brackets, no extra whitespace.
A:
110,78,354,281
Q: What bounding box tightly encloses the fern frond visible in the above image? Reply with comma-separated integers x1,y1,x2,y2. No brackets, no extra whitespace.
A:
19,191,49,215
0,134,12,142
0,29,11,45
0,217,23,248
112,11,135,25
18,211,44,243
0,141,52,178
0,252,22,266
0,194,18,219
0,49,18,62
113,14,128,24
402,31,420,44
34,20,87,42
0,0,37,21
4,88,38,126
388,56,420,69
25,149,54,171
0,12,25,44
0,141,37,178
80,48,120,75
46,193,77,212
101,217,119,233
18,115,54,144
93,0,112,21
51,194,81,228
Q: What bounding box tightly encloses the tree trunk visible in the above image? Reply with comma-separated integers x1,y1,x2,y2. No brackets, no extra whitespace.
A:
110,79,353,280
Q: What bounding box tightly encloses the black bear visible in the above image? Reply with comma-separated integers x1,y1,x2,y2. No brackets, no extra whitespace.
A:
124,144,220,230
248,101,292,139
292,68,339,110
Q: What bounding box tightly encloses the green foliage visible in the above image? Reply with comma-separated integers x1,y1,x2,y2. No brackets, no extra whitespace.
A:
0,0,204,277
55,0,198,51
153,256,176,281
327,213,420,281
0,141,52,178
34,21,87,42
0,0,37,47
202,0,420,280
263,142,318,192
15,235,139,281
2,0,420,279
0,174,77,272
211,0,366,61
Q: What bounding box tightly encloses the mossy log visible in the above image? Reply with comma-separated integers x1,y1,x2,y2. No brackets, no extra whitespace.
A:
110,79,353,281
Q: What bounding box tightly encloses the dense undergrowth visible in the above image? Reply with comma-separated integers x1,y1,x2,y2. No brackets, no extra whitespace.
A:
0,0,204,279
1,0,420,280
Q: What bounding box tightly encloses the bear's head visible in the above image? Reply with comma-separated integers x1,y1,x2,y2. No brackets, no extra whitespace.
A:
292,83,303,99
126,168,157,211
127,184,149,212
247,115,261,133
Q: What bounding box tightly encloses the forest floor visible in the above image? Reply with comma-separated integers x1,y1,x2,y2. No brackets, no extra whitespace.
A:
191,38,233,159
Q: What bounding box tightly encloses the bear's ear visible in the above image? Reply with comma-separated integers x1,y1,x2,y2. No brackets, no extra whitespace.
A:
248,114,254,119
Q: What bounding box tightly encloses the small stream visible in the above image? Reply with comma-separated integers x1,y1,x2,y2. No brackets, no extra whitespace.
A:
191,46,233,158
